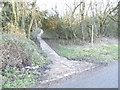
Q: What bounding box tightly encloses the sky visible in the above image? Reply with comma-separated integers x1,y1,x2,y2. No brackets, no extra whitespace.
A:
36,0,118,16
36,0,74,15
36,0,88,15
0,0,118,15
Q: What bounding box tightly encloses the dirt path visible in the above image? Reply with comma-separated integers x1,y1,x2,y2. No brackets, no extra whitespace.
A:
36,29,100,88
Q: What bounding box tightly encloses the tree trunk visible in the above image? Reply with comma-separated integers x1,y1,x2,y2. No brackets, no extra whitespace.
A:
21,3,25,31
81,22,84,41
35,19,38,30
28,15,34,38
11,1,18,26
99,22,103,37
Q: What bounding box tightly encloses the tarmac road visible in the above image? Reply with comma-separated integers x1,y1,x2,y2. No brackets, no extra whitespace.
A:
50,61,118,88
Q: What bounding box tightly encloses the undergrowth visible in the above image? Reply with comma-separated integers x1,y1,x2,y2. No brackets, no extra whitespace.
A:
0,33,49,88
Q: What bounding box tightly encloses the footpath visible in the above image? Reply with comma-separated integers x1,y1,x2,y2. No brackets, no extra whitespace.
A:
36,29,99,88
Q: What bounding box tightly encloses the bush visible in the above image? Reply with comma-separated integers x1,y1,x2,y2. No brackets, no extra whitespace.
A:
1,33,48,68
0,33,49,88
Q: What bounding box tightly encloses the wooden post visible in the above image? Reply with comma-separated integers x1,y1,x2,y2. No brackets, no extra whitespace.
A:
91,25,94,47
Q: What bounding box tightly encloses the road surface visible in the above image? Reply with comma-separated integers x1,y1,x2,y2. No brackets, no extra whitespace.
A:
50,61,118,88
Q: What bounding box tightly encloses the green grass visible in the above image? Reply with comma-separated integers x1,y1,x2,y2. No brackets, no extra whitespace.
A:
0,33,49,88
56,44,118,63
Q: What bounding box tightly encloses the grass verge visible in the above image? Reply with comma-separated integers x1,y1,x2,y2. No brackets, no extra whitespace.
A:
56,44,118,63
44,39,118,63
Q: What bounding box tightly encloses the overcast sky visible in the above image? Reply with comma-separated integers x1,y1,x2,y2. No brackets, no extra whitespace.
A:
36,0,118,16
0,0,118,15
36,0,74,15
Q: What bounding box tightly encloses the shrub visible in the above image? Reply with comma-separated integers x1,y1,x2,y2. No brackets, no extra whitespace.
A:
0,33,49,88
